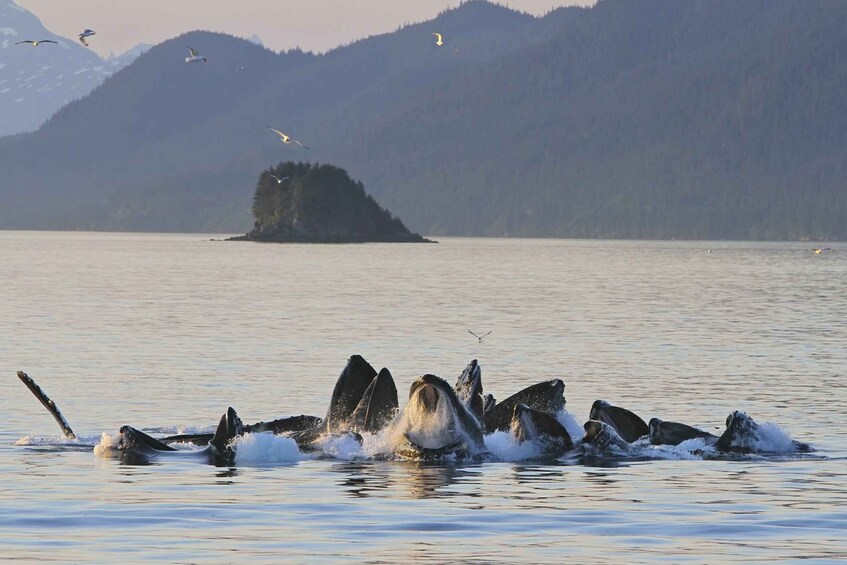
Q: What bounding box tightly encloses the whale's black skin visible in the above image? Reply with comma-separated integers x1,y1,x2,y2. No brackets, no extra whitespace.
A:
714,411,811,453
581,420,632,453
394,374,485,460
118,407,244,465
324,354,379,433
162,414,322,445
588,400,648,443
350,367,398,433
511,404,573,458
648,417,717,446
453,359,484,426
484,379,566,433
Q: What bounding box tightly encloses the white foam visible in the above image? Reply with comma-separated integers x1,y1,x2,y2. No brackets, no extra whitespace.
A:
742,421,802,453
638,440,703,460
232,432,301,465
15,434,99,447
93,431,121,457
556,408,584,443
312,433,365,460
484,430,542,461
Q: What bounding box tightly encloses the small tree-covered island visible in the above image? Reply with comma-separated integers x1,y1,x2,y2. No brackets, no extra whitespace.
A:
230,162,434,243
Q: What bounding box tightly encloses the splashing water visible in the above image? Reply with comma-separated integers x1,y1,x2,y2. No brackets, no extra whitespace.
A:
391,388,463,450
232,432,301,465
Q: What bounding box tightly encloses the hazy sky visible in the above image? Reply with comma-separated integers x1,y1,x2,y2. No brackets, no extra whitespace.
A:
16,0,593,58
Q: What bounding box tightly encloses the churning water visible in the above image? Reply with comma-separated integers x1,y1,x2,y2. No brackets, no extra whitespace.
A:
1,232,845,563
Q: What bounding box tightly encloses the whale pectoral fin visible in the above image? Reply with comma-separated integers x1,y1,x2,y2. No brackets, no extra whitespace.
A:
208,407,243,457
16,371,76,439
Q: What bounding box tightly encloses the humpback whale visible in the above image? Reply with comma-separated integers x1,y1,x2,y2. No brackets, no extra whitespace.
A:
393,374,485,460
484,379,566,433
117,407,244,465
581,420,633,454
510,404,574,458
16,357,397,460
713,411,811,453
453,359,484,426
648,417,717,446
588,400,648,443
288,356,399,449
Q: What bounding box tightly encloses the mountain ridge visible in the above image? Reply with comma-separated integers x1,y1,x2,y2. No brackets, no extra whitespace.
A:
0,0,844,240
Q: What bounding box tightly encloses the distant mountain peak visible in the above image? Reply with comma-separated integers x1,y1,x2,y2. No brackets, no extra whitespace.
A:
0,0,110,136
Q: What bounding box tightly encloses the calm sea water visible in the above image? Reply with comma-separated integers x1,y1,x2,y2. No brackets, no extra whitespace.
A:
1,231,845,563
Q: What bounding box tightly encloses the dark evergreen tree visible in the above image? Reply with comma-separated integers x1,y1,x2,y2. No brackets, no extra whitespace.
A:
236,162,431,243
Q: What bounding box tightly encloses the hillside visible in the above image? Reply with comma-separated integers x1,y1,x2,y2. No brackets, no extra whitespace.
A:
0,0,146,136
0,0,845,240
232,162,431,243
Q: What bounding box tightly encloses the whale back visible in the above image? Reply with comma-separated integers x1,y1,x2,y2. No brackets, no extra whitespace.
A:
484,379,565,433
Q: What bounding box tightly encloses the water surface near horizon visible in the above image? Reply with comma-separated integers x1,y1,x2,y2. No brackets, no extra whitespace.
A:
1,232,846,563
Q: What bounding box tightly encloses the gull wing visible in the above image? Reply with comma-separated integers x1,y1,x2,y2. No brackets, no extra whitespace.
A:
468,330,480,339
188,47,199,58
432,32,442,41
16,40,36,45
39,40,58,44
294,140,311,150
266,124,287,139
79,36,89,47
482,331,493,338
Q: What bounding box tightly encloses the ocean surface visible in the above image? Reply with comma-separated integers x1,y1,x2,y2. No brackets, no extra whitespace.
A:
1,231,845,563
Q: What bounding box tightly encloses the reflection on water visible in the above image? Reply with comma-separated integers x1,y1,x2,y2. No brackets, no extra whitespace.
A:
2,233,846,563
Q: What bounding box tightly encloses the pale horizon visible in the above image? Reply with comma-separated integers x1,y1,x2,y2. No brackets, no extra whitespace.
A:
15,0,594,58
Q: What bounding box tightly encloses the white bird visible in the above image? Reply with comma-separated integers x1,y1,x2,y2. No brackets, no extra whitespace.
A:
185,47,207,64
270,174,291,184
15,39,58,47
432,32,443,47
266,125,311,150
78,29,95,47
468,330,492,343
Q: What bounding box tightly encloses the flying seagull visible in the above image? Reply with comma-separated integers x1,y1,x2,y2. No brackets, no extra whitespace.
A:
468,330,492,343
185,47,207,63
270,174,291,184
266,125,311,150
432,32,444,47
78,29,96,47
16,40,58,47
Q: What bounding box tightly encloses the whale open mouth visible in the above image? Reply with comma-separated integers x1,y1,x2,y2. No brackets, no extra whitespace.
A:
510,404,537,443
396,435,468,460
416,384,440,412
